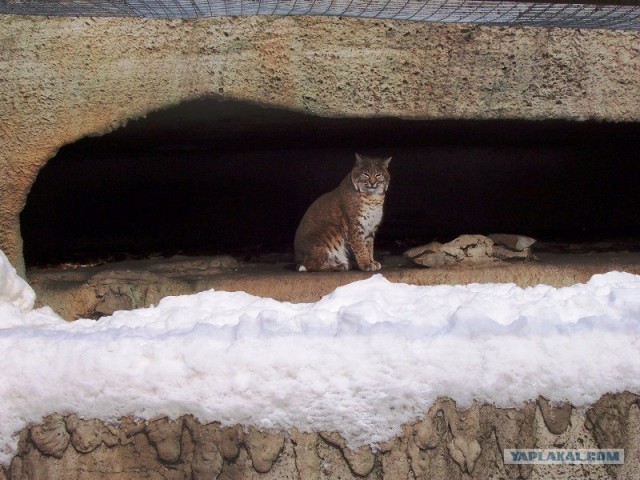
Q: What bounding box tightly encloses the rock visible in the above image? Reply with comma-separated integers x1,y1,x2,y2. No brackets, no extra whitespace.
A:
406,234,538,266
404,242,447,267
101,425,119,447
66,415,104,453
245,427,285,473
412,252,448,268
585,392,639,448
342,444,376,477
442,235,494,262
184,418,224,480
192,443,223,480
11,395,640,479
291,429,321,480
620,403,640,479
482,402,537,479
448,436,481,474
216,425,242,461
492,245,531,260
318,431,344,447
439,401,482,474
380,437,411,479
412,408,446,450
30,414,70,458
319,432,376,477
405,235,496,267
488,234,536,252
93,283,137,316
403,242,442,260
9,457,22,480
146,417,183,463
537,398,572,435
118,417,146,445
489,234,536,260
16,429,30,456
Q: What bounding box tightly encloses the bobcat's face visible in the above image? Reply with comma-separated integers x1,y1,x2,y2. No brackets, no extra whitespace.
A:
351,154,391,195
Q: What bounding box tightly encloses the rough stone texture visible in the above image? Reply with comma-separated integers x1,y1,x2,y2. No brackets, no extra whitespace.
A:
405,234,498,267
537,398,573,436
490,233,537,260
184,419,225,480
7,392,639,479
244,428,285,474
1,15,640,276
291,429,321,480
319,432,376,477
66,415,106,454
25,251,640,320
489,234,537,252
28,415,69,460
492,245,533,260
405,234,539,266
146,417,184,463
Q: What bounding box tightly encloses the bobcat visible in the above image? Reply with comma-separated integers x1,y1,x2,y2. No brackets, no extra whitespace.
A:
294,153,391,272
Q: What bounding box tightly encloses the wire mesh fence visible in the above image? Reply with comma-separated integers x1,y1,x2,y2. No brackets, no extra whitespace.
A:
0,0,639,30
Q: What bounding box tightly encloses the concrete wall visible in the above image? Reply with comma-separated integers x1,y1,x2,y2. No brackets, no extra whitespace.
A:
6,393,640,480
1,15,640,275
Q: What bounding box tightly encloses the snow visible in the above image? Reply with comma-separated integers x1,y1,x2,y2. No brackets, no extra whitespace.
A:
0,250,35,314
1,249,640,464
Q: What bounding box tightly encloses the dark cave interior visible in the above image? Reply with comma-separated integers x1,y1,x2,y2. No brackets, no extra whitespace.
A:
20,97,640,267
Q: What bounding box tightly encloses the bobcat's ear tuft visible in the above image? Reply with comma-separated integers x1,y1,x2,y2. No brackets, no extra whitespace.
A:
381,157,392,168
355,153,365,166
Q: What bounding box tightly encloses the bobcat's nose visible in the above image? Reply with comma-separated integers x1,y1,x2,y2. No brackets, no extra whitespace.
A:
367,181,378,189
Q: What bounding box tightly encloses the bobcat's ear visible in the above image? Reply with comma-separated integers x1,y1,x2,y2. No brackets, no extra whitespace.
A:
355,153,366,166
381,157,392,168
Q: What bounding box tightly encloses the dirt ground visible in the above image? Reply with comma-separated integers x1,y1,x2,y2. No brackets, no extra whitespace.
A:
27,250,640,320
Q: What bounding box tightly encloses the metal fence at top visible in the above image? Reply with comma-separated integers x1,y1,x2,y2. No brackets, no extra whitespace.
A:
0,0,639,30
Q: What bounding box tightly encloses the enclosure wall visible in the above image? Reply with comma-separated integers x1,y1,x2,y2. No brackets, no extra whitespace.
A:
1,15,640,275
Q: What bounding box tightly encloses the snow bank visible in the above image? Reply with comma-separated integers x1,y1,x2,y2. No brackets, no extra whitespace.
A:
1,250,640,464
0,249,35,313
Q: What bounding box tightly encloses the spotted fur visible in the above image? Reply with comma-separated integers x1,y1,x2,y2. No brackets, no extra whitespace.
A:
294,153,391,272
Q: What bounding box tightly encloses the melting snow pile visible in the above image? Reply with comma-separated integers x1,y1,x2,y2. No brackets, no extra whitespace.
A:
1,249,640,463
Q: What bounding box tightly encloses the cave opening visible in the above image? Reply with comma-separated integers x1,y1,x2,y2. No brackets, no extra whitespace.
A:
20,97,640,268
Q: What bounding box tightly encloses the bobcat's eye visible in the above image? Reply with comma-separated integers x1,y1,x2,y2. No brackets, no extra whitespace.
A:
375,173,383,179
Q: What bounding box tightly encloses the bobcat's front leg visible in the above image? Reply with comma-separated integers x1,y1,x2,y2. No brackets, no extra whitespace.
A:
349,226,381,272
365,236,381,271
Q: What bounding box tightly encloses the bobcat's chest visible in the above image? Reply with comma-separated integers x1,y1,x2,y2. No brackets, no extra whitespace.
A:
357,201,384,237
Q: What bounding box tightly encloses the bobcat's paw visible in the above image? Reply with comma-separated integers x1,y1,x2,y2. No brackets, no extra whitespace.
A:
334,263,350,272
362,261,382,272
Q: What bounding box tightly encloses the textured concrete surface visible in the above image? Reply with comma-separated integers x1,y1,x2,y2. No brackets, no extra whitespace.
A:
2,15,640,275
26,252,640,320
5,392,639,479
